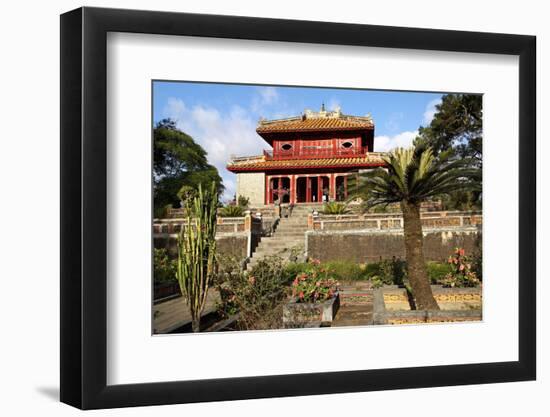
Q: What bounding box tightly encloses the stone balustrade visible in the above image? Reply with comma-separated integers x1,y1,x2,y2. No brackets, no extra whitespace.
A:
309,210,482,231
153,212,265,260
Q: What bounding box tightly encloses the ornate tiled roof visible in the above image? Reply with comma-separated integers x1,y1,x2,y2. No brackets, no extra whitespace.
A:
256,106,374,135
227,153,387,172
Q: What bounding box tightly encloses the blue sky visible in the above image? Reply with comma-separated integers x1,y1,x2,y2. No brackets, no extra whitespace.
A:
153,81,443,201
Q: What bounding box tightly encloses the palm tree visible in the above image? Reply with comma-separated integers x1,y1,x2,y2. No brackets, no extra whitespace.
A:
350,144,480,309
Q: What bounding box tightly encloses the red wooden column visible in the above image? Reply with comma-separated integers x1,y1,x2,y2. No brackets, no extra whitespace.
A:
344,175,348,199
317,175,323,203
290,175,296,204
265,175,272,204
276,177,283,203
306,176,311,203
330,174,336,200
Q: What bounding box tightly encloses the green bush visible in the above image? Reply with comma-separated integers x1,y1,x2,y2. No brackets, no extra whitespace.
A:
219,205,244,217
322,202,349,215
284,262,311,282
426,261,454,284
237,195,250,208
363,262,381,278
363,258,407,287
154,204,173,219
322,261,367,281
153,248,177,285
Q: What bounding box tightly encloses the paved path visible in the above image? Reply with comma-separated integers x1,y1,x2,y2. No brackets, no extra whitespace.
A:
153,290,220,334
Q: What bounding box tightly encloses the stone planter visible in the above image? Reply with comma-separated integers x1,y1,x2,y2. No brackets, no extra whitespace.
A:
283,292,340,328
372,287,482,325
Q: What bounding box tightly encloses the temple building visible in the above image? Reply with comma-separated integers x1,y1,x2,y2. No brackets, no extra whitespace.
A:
227,105,387,206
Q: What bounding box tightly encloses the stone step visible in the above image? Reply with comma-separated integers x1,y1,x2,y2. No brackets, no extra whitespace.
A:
271,231,307,237
259,238,304,245
278,220,308,224
252,244,302,254
253,246,301,255
257,243,303,249
258,236,305,243
276,225,308,230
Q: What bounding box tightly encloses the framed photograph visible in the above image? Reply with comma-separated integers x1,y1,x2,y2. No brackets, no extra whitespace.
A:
60,6,536,409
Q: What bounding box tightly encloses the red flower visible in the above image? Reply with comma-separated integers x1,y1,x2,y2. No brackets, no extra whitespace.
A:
299,291,304,299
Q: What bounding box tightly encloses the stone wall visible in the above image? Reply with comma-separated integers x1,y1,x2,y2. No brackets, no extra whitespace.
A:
236,172,265,207
154,233,249,260
306,226,481,263
153,213,266,262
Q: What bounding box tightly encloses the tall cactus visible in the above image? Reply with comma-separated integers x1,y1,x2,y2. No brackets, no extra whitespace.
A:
176,182,218,332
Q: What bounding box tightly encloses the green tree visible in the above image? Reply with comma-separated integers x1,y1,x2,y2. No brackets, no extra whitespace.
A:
417,94,482,164
416,94,482,210
154,119,223,214
349,144,480,309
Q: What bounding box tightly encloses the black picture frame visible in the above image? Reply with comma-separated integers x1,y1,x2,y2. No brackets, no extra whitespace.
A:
60,6,536,410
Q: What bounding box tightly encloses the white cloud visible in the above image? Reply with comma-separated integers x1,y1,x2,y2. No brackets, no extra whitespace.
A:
251,86,279,113
374,130,418,152
423,98,442,125
385,112,404,132
258,86,278,104
162,98,266,201
327,98,341,111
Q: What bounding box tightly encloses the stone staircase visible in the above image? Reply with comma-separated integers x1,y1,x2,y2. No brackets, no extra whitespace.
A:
332,284,374,327
246,204,321,270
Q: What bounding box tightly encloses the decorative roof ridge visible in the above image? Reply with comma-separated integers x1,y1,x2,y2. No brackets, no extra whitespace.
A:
257,105,373,128
227,152,388,167
258,115,303,126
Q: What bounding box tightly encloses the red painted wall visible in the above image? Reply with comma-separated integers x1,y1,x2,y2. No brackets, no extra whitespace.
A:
271,131,371,159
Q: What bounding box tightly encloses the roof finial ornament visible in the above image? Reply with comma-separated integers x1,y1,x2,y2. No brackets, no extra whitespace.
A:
321,102,325,112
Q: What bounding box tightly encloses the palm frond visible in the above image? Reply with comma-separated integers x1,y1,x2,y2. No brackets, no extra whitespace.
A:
351,144,480,208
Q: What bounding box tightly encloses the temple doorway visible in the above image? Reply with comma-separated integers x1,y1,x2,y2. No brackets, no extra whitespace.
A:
335,176,347,201
319,176,330,202
270,177,291,204
310,177,319,202
296,177,307,203
296,176,322,203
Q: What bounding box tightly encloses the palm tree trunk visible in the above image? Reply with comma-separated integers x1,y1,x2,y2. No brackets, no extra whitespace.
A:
401,201,439,310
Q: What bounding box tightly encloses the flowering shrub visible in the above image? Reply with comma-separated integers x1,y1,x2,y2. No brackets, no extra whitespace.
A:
440,248,480,288
215,255,290,329
291,260,340,303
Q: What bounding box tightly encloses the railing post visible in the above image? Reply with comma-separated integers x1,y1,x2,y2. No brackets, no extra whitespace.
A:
244,210,252,232
307,213,314,230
